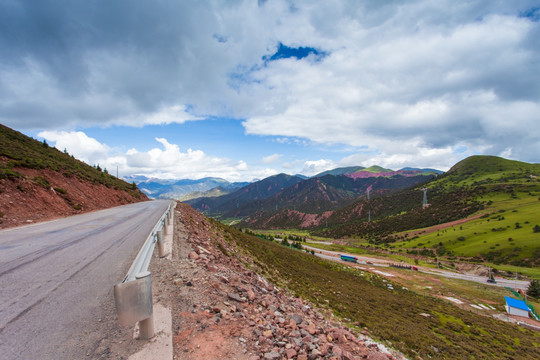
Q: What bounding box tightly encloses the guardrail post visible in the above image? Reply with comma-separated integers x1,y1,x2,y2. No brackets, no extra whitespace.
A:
135,272,154,339
114,271,154,339
138,317,155,340
157,229,165,258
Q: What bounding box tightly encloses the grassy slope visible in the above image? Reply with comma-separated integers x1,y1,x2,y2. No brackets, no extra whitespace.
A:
437,155,540,188
220,223,540,360
389,157,540,271
397,194,539,256
360,165,393,173
0,124,144,198
307,156,540,273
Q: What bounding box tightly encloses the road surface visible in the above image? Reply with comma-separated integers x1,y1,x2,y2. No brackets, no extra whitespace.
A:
303,243,530,290
0,200,172,360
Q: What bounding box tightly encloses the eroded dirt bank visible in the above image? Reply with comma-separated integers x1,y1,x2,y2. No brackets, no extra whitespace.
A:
0,167,147,229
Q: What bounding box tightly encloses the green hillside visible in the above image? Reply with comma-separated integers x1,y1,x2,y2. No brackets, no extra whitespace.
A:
309,156,540,270
397,193,540,266
313,166,365,177
313,183,482,240
435,155,540,187
359,165,393,173
400,156,540,266
0,124,144,198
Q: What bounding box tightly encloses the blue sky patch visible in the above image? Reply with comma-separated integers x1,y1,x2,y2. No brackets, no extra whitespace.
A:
520,7,540,21
264,43,327,62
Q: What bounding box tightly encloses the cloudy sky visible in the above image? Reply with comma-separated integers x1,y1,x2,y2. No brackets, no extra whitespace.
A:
1,0,539,181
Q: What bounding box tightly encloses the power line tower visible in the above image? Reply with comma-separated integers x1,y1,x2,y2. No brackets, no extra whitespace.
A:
421,188,428,208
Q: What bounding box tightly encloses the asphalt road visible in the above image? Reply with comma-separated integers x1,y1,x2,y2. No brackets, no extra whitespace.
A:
0,200,172,360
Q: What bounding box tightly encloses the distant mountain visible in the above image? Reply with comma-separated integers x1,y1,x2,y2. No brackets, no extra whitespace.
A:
179,186,234,201
239,172,437,228
313,165,443,179
224,175,363,218
130,176,249,199
188,164,442,221
362,165,394,173
186,173,304,215
400,167,444,174
311,155,540,239
345,166,426,179
312,166,365,178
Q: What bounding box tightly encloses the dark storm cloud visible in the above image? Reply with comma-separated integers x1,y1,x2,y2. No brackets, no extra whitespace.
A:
0,0,244,128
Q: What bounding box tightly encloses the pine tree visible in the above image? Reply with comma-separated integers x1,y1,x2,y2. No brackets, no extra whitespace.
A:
527,279,540,299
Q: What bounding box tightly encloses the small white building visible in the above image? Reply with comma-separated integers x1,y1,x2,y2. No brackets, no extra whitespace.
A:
504,297,530,318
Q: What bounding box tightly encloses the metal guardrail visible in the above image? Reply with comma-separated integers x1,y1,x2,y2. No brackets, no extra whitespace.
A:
113,201,174,339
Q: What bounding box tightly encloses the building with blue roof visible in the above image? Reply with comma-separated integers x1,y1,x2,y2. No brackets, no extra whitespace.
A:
504,296,530,318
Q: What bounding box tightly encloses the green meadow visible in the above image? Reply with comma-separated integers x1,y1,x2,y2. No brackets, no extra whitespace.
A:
395,190,540,277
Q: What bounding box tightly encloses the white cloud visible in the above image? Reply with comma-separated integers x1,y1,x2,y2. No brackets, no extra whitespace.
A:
249,168,280,181
122,137,249,180
260,153,282,164
240,7,540,163
301,159,338,176
38,131,252,181
117,105,203,127
282,159,303,170
38,130,110,164
339,145,463,172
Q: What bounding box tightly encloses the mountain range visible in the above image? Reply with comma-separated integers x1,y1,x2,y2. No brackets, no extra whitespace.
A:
186,167,441,220
124,175,249,200
133,165,442,201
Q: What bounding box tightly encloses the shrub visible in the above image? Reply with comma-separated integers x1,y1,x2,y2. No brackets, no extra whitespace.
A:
33,176,50,189
0,168,22,180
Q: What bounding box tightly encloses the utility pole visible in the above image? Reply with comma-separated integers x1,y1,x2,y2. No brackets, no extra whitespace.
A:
367,187,372,222
421,188,428,208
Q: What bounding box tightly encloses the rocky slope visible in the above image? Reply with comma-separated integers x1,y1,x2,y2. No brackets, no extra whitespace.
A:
157,202,402,360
